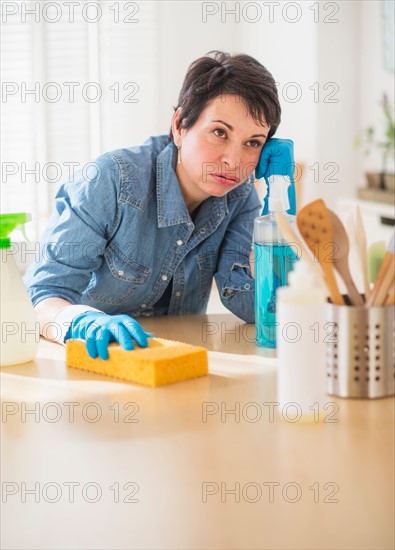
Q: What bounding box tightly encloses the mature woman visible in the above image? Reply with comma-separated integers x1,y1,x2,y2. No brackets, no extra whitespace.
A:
25,51,295,359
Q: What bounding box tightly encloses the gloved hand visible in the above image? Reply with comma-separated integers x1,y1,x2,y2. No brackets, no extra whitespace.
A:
255,138,296,215
65,311,153,360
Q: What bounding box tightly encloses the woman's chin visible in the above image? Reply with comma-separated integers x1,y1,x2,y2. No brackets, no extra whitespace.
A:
203,182,235,197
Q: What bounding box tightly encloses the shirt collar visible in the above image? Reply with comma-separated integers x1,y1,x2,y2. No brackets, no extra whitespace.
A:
156,141,229,228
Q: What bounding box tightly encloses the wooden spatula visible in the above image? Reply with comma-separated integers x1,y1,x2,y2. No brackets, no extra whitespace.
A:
275,212,327,293
327,209,364,306
297,199,345,305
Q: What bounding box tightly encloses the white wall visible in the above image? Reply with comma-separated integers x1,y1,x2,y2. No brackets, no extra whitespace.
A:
156,1,244,135
238,2,317,206
154,1,393,210
155,0,319,205
3,0,392,232
312,1,361,208
357,0,395,179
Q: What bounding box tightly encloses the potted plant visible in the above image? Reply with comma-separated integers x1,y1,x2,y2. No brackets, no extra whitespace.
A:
354,93,395,191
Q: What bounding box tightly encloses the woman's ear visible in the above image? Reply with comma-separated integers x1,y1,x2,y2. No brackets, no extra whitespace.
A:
171,108,182,147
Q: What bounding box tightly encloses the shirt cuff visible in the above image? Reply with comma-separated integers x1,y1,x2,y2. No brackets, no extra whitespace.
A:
50,305,102,345
221,263,254,299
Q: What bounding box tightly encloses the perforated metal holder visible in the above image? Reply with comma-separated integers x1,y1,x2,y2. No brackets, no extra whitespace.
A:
325,300,395,398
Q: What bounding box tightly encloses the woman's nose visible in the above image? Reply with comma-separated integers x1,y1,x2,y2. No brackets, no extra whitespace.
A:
219,142,241,170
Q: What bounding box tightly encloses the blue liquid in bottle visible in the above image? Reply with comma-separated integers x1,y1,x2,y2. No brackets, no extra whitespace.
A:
254,241,299,348
254,174,298,348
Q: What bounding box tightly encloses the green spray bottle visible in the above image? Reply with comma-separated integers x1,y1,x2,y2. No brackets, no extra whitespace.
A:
0,213,39,366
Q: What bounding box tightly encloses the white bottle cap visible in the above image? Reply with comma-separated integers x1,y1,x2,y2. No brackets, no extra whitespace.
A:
268,175,290,212
288,259,318,290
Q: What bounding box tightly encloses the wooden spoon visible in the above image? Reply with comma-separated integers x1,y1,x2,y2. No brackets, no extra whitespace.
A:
297,199,345,305
327,208,364,306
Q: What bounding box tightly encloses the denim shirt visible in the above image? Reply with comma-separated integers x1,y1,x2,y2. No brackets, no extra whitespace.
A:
24,135,261,323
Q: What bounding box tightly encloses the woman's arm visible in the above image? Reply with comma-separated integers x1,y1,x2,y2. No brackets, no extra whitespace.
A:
24,153,122,343
35,297,71,341
249,248,255,279
35,298,102,344
24,152,120,330
215,184,261,323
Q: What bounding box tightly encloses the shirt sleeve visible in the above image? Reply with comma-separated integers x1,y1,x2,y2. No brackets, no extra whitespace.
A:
24,153,120,306
214,184,261,323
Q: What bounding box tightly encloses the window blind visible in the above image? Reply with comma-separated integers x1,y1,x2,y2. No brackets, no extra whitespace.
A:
1,1,159,240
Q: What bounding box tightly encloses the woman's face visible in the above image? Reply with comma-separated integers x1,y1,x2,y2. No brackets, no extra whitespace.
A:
172,94,269,211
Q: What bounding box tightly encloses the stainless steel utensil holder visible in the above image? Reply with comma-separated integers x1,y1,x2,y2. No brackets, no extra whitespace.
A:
325,303,395,398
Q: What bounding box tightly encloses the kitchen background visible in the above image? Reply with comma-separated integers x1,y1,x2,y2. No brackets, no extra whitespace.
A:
1,0,394,248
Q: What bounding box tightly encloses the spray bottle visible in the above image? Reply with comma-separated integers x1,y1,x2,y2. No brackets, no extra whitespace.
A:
254,176,299,348
0,213,39,366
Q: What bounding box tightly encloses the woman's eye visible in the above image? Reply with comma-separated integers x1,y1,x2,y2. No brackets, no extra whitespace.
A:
246,140,262,148
214,128,226,138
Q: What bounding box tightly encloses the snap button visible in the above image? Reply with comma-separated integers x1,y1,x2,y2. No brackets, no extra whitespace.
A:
244,283,251,290
175,291,182,297
118,270,124,276
141,304,147,309
176,239,183,246
161,274,168,281
200,227,206,234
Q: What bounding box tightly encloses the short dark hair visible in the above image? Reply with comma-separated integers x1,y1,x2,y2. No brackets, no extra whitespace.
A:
169,51,281,142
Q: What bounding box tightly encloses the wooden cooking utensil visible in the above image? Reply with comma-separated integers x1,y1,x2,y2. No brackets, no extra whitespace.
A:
327,208,364,306
275,212,327,293
355,205,371,299
297,199,345,305
366,230,395,307
385,289,395,306
369,260,394,307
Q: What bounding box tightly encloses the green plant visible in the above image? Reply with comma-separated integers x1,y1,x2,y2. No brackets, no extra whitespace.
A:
354,93,395,179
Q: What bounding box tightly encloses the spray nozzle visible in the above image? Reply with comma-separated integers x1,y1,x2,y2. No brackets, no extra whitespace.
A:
0,213,31,249
268,175,291,212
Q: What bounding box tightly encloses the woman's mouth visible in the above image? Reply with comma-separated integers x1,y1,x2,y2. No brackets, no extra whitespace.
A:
211,173,240,186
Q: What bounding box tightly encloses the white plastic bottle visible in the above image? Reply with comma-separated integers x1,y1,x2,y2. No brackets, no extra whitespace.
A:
276,259,328,422
0,213,39,366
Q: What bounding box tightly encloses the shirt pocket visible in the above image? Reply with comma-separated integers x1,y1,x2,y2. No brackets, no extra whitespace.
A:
87,242,151,305
196,251,218,300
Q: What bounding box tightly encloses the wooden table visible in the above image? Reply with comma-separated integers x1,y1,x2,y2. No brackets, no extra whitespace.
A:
1,314,394,549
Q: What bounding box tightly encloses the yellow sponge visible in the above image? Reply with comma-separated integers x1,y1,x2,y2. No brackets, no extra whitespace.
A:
66,338,208,387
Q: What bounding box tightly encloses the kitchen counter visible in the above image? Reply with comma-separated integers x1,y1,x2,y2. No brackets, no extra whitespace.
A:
1,313,394,550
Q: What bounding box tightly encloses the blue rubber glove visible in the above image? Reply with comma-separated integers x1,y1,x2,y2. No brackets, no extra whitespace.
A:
255,138,297,215
65,312,153,360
